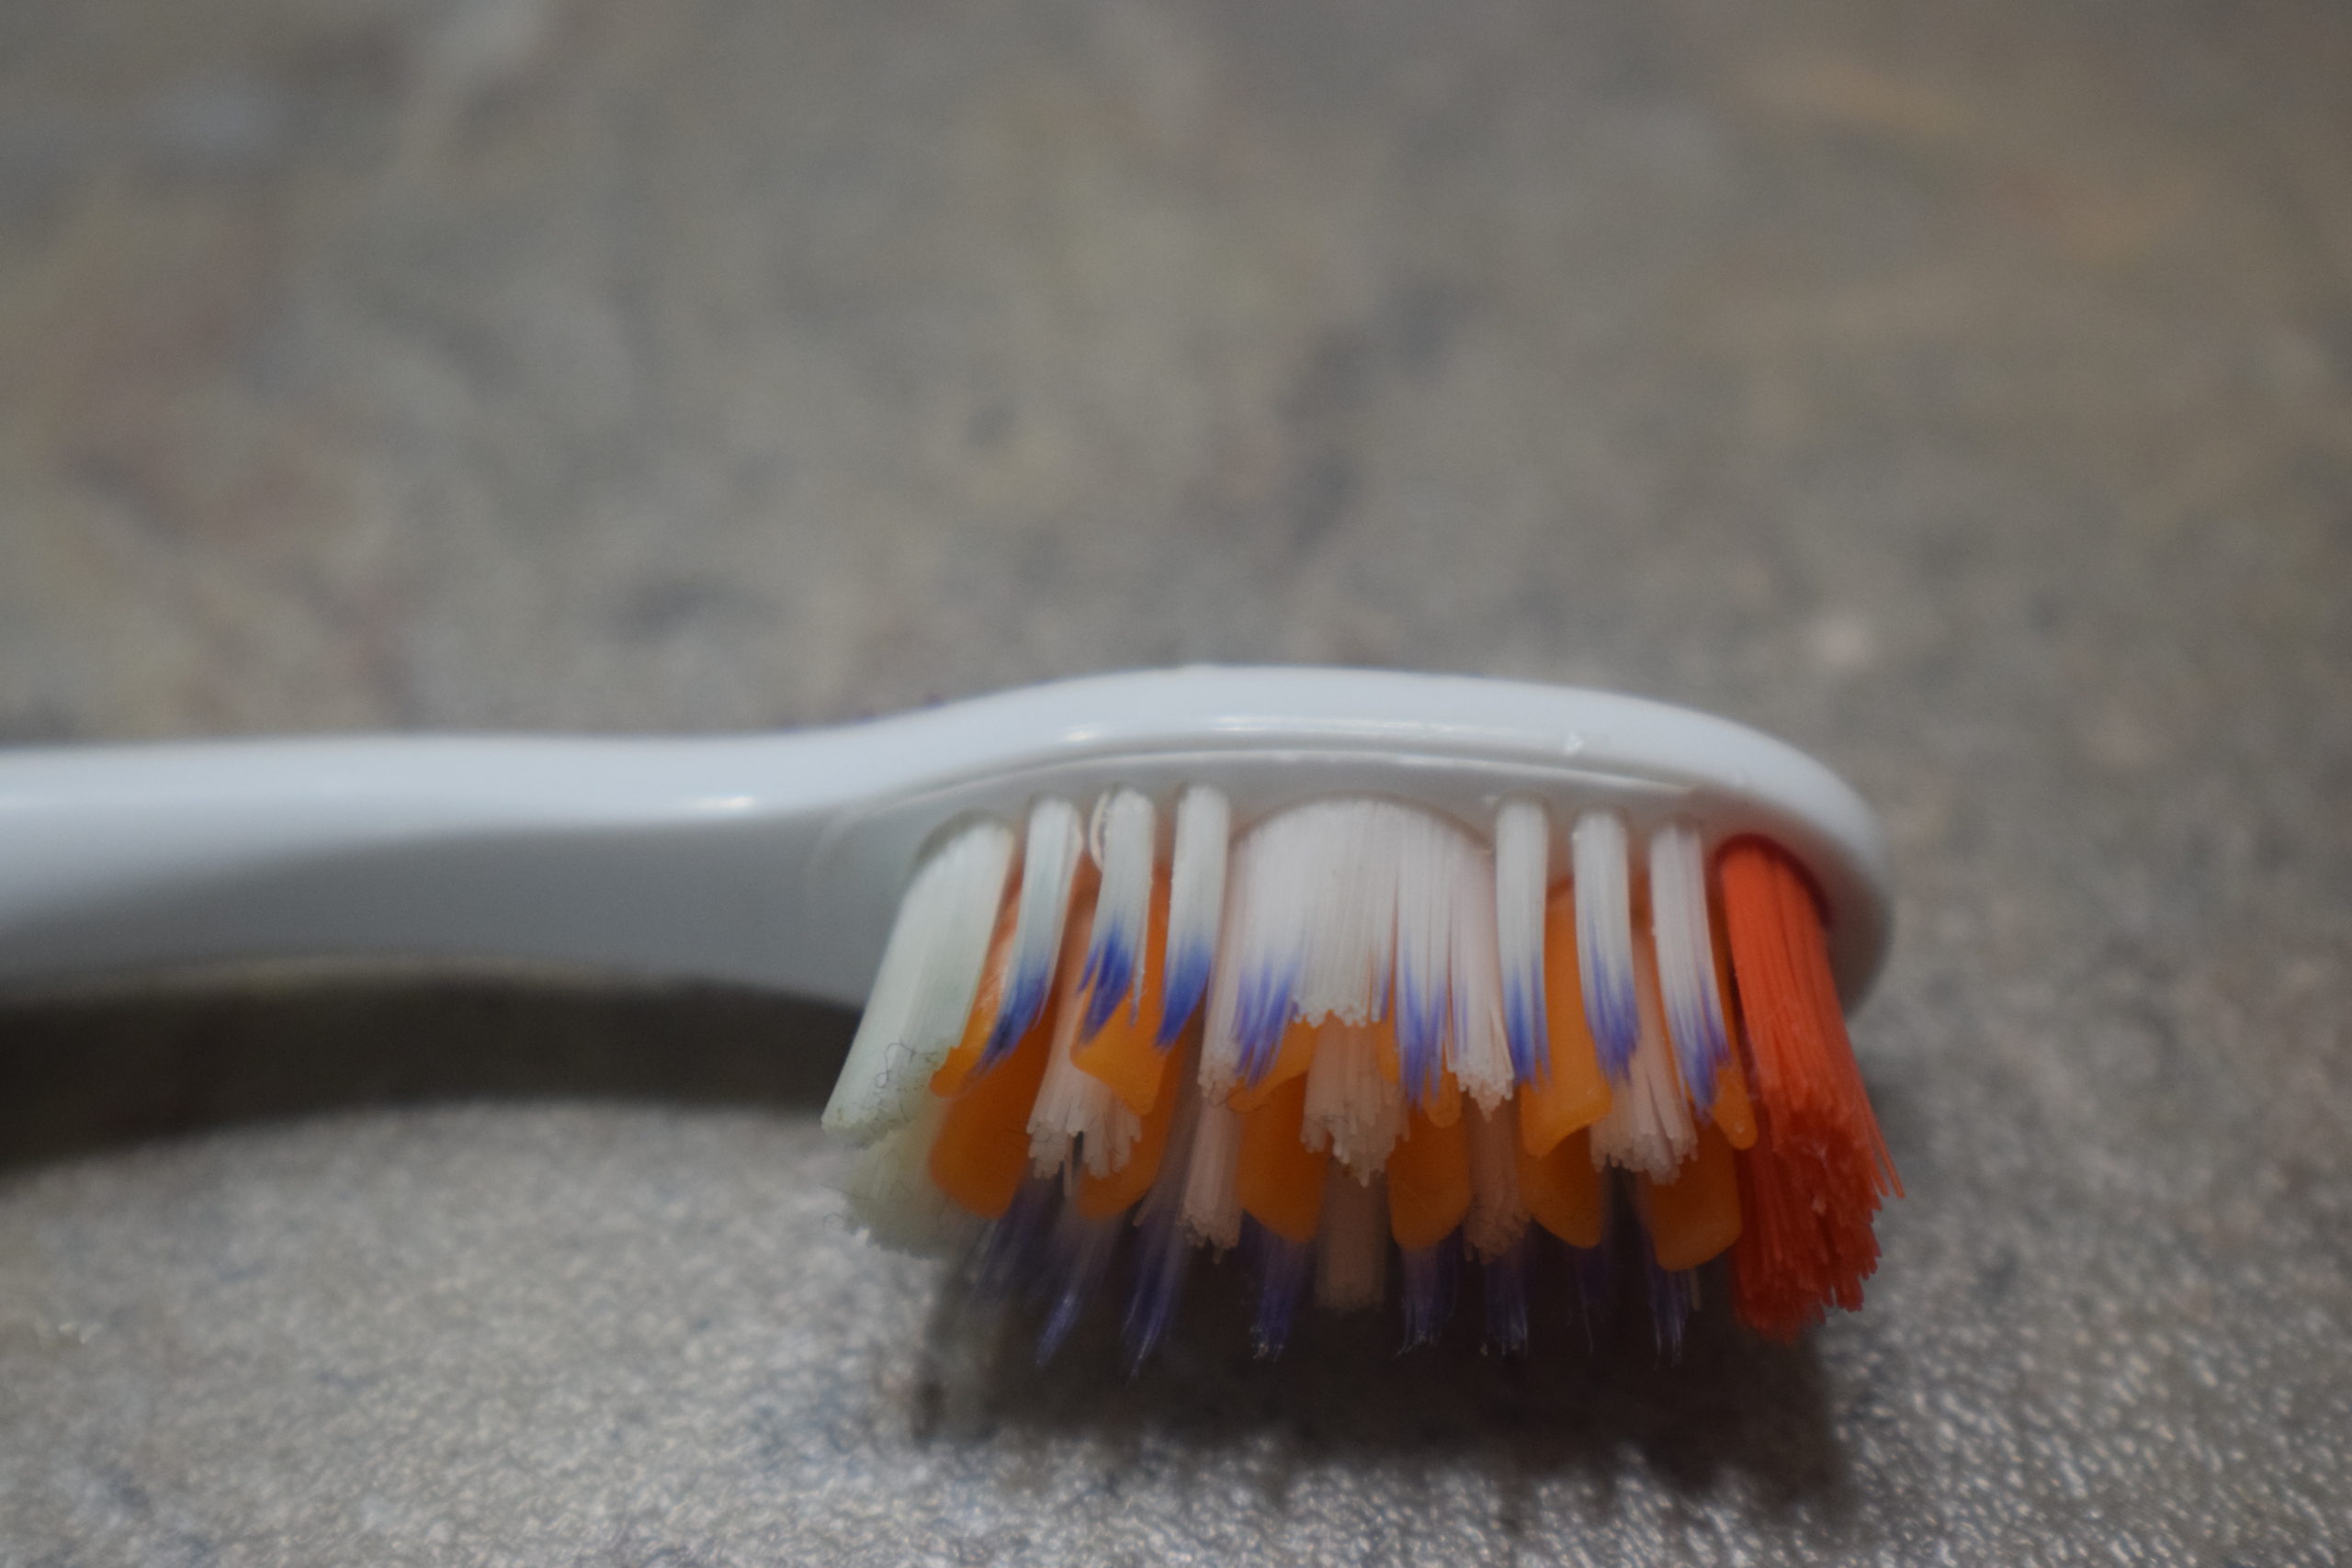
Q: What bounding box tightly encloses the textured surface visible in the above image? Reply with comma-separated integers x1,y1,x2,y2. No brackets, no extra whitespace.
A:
4,1,2352,1563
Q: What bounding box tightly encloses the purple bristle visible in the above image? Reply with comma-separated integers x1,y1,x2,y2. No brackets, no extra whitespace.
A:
973,1177,1060,1303
1587,964,1639,1080
1248,1223,1315,1359
1036,1207,1119,1364
1121,1202,1193,1372
1647,1257,1699,1364
1156,939,1215,1047
1395,968,1447,1105
1503,972,1548,1085
982,963,1054,1068
1078,918,1139,1040
1233,961,1300,1084
1400,1235,1460,1349
1483,1239,1532,1355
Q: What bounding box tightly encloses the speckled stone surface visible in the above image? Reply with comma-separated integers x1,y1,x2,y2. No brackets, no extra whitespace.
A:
3,1,2351,1563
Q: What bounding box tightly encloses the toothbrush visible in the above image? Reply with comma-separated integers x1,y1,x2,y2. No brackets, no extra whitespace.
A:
0,666,1897,1359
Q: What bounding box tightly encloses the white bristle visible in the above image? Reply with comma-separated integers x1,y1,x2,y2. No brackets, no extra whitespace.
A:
842,1094,976,1256
1447,841,1513,1113
1288,803,1402,1030
1080,789,1156,1038
1648,818,1731,1116
1571,808,1641,1080
1179,1099,1243,1251
1203,805,1375,1100
1159,785,1230,1043
1204,799,1516,1109
989,796,1085,1060
1195,868,1258,1104
1493,798,1551,1084
1464,1100,1530,1260
1316,1168,1388,1312
1391,807,1453,1101
822,818,1014,1140
1028,892,1145,1179
1300,1020,1406,1178
1589,928,1699,1179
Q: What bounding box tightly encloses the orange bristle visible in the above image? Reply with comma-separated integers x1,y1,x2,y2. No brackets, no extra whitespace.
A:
1234,1072,1330,1244
1227,1017,1319,1115
1718,837,1900,1339
1069,876,1177,1117
1075,1036,1186,1218
1640,1122,1742,1270
849,787,1895,1366
926,1007,1055,1220
1385,1102,1473,1251
1516,1126,1606,1248
1519,881,1613,1157
928,874,1091,1218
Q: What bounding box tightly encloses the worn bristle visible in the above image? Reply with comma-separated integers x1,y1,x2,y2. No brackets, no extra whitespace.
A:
1589,926,1699,1179
986,798,1084,1068
1080,789,1156,1038
1299,1020,1405,1178
823,818,1013,1140
1027,883,1148,1180
1649,819,1731,1117
843,791,1893,1364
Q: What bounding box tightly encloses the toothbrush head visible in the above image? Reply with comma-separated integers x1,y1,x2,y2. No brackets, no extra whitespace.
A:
818,668,1898,1360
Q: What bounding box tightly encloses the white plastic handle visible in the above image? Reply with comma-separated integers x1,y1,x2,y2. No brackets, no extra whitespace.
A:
0,668,1893,1007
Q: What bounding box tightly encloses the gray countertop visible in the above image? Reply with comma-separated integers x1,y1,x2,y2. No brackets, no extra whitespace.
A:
2,2,2348,1562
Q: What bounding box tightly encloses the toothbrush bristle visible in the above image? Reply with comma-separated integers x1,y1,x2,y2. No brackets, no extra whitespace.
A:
839,793,1899,1364
1078,789,1155,1039
986,798,1085,1068
1718,838,1901,1341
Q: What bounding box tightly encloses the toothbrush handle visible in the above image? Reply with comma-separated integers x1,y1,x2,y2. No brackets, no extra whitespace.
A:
0,736,872,1004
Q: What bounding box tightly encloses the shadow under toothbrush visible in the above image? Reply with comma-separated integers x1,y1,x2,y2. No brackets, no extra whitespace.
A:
0,967,1859,1514
911,1211,1852,1513
0,964,859,1172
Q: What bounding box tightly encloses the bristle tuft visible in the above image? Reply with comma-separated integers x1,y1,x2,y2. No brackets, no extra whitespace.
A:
1036,1204,1119,1363
1250,1222,1315,1357
1400,1236,1460,1349
1484,1238,1532,1355
1028,886,1148,1179
1080,790,1155,1038
1464,1100,1530,1261
1494,798,1551,1084
1179,1099,1244,1251
1571,809,1639,1079
824,818,1014,1140
1649,820,1730,1116
1316,1168,1388,1311
1300,1021,1407,1178
987,798,1085,1067
1719,837,1897,1340
1159,786,1229,1044
1589,927,1700,1179
1647,1256,1699,1363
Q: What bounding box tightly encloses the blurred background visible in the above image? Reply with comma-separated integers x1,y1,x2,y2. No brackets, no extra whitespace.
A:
1,2,2347,1563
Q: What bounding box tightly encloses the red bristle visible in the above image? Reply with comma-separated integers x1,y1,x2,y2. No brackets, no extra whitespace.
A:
1718,837,1899,1340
